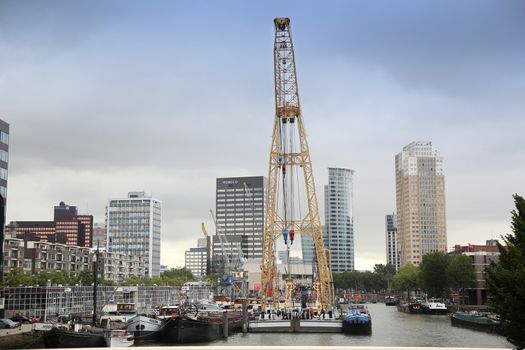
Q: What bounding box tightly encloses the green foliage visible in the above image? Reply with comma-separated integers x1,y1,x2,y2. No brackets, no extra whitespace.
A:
332,270,387,292
419,252,449,297
486,194,525,349
160,267,195,286
1,268,35,287
447,254,476,290
373,264,397,277
76,269,95,286
392,264,420,292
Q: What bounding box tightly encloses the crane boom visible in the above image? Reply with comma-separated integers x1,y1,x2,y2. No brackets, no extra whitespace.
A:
260,17,333,311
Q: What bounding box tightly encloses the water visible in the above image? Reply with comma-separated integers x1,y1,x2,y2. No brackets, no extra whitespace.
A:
199,304,512,348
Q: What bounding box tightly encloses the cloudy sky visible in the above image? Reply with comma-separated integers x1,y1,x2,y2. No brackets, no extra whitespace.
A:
1,0,524,270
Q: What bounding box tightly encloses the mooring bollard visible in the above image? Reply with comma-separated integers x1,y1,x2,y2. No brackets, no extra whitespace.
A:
242,300,248,333
223,311,229,338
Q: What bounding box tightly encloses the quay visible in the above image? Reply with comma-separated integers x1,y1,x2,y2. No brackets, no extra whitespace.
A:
249,319,343,333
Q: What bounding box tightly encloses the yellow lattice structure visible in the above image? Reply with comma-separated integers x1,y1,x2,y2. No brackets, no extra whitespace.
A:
260,17,333,312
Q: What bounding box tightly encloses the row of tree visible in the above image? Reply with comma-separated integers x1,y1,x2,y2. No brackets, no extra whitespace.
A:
333,263,397,292
0,267,196,288
392,252,476,297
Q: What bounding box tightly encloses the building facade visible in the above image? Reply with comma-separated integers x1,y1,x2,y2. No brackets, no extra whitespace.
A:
96,250,145,282
184,237,210,278
395,142,447,266
10,202,93,248
107,192,161,277
450,240,500,305
214,176,265,261
2,236,91,275
385,213,400,271
324,168,355,272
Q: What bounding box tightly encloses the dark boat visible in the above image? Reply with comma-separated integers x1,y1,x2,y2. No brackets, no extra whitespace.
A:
161,311,242,344
342,305,372,335
384,296,397,306
397,301,423,314
42,327,106,348
451,312,501,333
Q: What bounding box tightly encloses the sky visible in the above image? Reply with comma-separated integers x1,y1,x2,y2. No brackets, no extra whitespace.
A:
1,0,524,270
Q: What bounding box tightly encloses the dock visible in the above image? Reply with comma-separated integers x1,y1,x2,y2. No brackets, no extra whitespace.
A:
249,319,342,333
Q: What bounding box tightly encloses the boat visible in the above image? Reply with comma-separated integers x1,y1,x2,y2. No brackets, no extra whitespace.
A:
104,329,134,347
126,315,162,342
451,311,501,333
421,299,448,315
397,300,423,314
342,305,372,335
157,305,181,320
42,326,106,348
100,303,137,324
160,308,242,344
384,296,397,306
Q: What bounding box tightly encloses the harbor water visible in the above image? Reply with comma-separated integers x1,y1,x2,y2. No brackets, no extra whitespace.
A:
151,303,512,348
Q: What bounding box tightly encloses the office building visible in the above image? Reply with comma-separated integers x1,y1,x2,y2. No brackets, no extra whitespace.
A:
324,168,355,272
385,213,400,271
107,192,161,277
0,119,8,202
214,176,265,263
450,240,500,305
11,202,93,247
301,233,315,264
395,141,447,266
185,236,210,278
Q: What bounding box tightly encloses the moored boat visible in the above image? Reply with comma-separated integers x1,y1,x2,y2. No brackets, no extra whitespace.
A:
161,316,223,344
451,311,500,333
42,327,106,348
342,305,371,335
384,296,397,306
397,300,423,314
421,299,448,315
127,315,162,342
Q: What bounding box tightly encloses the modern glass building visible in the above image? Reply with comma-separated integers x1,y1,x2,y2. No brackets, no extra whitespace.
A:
395,141,447,266
324,167,355,273
107,192,161,277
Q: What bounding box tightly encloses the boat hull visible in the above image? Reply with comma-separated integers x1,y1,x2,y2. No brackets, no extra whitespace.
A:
343,319,372,335
43,328,106,348
127,315,162,342
161,316,223,344
397,303,422,314
451,313,500,333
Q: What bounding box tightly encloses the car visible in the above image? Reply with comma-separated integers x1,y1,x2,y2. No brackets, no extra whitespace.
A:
0,318,19,329
10,315,32,324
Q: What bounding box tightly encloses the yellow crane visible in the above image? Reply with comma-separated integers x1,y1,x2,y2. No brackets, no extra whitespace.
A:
260,17,333,311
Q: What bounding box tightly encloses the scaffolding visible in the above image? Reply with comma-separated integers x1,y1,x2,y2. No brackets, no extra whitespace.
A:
2,286,180,319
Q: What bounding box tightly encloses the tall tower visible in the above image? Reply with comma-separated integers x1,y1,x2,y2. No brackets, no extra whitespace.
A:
107,192,162,277
395,141,447,266
261,18,332,309
324,168,355,272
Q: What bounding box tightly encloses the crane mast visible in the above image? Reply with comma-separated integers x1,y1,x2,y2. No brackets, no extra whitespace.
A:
260,17,333,311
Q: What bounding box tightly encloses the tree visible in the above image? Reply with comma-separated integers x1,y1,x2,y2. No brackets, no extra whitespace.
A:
486,194,525,349
447,254,476,304
1,268,35,287
160,267,195,286
419,252,449,297
76,269,94,286
392,264,420,295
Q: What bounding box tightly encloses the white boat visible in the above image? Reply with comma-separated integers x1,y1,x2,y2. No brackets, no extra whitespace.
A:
104,329,134,347
100,303,138,325
421,298,448,315
126,315,162,342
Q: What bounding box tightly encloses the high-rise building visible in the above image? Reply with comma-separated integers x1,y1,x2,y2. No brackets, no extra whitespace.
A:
107,192,161,277
301,233,315,264
395,141,447,266
324,168,355,272
12,202,93,247
214,176,265,262
385,213,400,271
